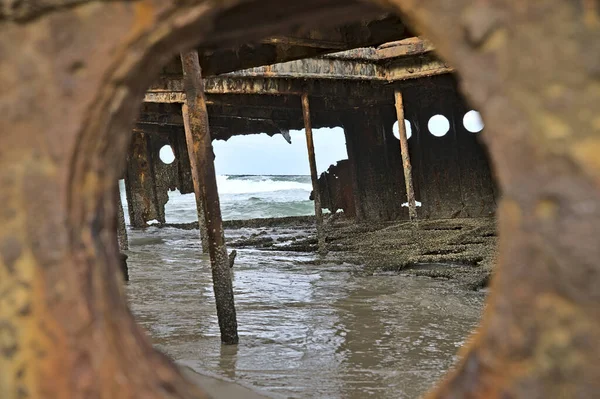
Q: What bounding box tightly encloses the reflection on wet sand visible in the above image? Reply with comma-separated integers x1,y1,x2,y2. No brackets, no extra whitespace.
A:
127,226,484,398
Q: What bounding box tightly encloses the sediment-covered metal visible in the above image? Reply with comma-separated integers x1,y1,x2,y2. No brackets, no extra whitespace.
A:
181,50,239,345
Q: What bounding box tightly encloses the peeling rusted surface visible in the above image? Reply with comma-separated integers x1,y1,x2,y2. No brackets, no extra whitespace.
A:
384,54,452,81
147,77,397,106
144,92,187,104
377,36,435,57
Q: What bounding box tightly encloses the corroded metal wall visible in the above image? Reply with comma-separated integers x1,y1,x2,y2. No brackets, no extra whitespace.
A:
337,76,497,222
403,77,497,220
125,130,194,227
132,75,496,227
342,107,408,221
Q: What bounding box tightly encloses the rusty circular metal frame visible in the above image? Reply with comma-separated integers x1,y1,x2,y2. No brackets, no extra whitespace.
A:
1,1,599,398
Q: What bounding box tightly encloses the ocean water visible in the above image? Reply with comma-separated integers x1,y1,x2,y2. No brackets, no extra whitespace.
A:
120,175,315,224
121,174,485,398
125,227,484,398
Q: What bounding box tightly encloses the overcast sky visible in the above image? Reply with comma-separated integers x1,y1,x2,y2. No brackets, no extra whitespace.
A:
213,127,348,175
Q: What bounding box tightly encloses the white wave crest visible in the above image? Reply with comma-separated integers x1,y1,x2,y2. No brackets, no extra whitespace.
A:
216,175,312,194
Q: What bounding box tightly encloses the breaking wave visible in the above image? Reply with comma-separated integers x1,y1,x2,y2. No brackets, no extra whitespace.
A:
120,176,316,223
216,175,313,195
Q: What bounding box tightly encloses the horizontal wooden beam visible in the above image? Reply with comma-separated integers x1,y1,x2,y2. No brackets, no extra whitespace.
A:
221,57,384,81
376,37,436,58
323,37,436,61
385,56,452,81
146,78,395,103
144,52,450,103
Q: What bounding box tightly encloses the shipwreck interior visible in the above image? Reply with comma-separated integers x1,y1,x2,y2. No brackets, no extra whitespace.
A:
1,0,597,398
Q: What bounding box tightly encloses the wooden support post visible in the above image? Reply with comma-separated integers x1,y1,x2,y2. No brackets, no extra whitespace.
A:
182,105,210,254
116,183,130,282
180,50,239,345
301,93,326,254
116,183,129,251
394,90,418,220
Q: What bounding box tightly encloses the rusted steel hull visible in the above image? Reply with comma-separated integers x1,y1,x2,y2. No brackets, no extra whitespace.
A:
124,131,168,227
402,79,497,219
312,160,356,217
342,107,406,221
124,130,197,228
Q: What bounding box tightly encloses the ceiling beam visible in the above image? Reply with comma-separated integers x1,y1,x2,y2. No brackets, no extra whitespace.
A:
144,53,450,103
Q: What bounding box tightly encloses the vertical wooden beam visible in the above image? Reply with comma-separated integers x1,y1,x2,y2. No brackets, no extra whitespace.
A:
180,50,239,345
394,90,418,220
116,183,129,251
116,183,130,282
301,93,326,254
182,105,210,253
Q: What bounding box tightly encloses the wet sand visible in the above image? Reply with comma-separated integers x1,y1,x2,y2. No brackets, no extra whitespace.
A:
179,365,271,398
220,214,496,290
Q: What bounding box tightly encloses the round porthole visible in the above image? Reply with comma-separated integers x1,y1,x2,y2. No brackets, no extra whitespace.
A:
428,114,450,137
463,110,484,133
393,119,413,140
159,145,176,164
